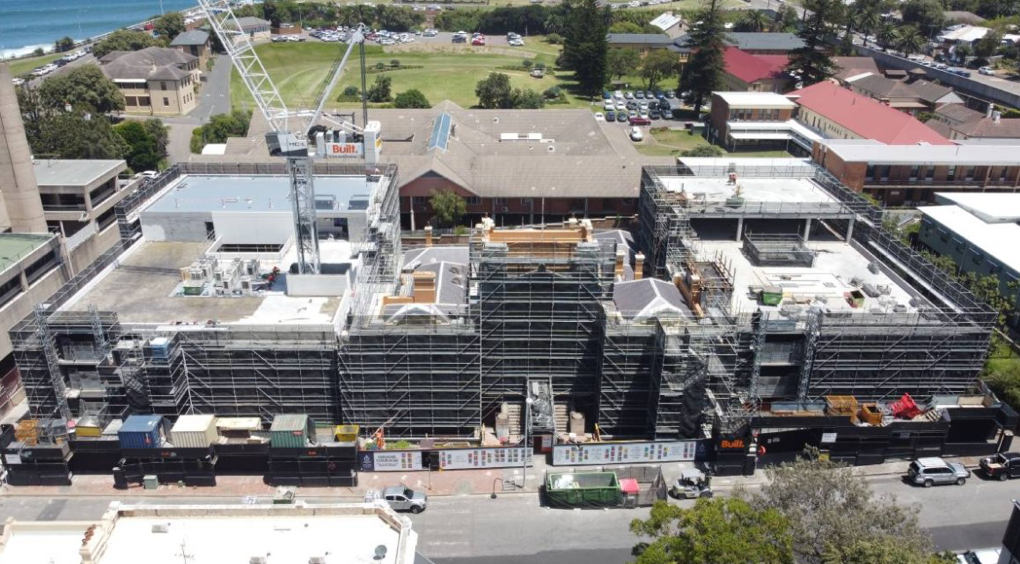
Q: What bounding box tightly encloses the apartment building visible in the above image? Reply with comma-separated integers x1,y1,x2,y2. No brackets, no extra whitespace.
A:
721,47,794,93
812,139,1020,205
100,47,201,116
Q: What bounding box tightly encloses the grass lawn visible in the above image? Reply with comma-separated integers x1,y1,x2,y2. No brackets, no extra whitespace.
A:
231,38,608,112
637,127,793,158
7,53,63,78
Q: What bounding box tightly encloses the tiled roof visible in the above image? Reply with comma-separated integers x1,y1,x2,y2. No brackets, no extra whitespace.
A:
789,81,951,145
100,47,196,81
935,103,985,125
723,47,788,83
908,80,956,104
832,56,880,80
849,74,919,99
170,29,209,46
606,33,674,45
951,117,1020,139
723,32,804,51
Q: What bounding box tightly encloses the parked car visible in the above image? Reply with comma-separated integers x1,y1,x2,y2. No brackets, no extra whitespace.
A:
625,101,637,110
629,116,651,125
603,90,612,100
629,126,643,141
594,112,605,121
605,110,616,121
380,486,428,513
980,452,1020,480
634,90,644,99
644,90,654,99
660,109,672,119
670,468,713,499
957,548,1002,564
624,91,634,99
654,89,665,99
11,77,25,87
907,457,969,487
650,109,661,119
979,66,995,75
616,112,628,123
614,90,624,100
665,89,676,99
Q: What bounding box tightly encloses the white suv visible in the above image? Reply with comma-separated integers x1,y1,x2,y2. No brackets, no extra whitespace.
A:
907,457,970,487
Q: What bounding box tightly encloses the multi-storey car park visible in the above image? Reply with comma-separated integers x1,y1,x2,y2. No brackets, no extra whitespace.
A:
10,157,1001,455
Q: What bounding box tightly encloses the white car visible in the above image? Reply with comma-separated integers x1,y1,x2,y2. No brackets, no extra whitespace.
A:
11,77,25,86
510,39,524,46
604,102,615,111
629,127,643,141
979,66,995,75
594,112,605,121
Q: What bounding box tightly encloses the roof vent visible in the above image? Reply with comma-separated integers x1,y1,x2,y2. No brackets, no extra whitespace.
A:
309,558,327,564
250,558,268,564
151,524,169,533
493,117,499,123
374,545,388,560
547,145,555,152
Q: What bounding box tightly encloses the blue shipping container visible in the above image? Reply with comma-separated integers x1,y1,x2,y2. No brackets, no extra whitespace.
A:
119,415,165,449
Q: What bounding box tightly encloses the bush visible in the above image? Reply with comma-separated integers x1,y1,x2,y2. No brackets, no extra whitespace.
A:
535,62,546,70
546,33,563,44
543,86,562,99
343,85,360,97
523,59,533,68
375,62,386,70
367,75,393,103
390,59,401,68
681,145,725,157
393,89,431,108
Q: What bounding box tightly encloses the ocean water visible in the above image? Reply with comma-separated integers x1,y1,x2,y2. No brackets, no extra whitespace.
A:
0,0,201,58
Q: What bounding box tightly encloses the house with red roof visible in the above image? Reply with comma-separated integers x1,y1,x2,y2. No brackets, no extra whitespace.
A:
787,81,952,146
721,47,794,93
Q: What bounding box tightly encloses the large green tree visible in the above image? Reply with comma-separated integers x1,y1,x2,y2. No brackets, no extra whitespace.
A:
511,88,545,109
114,121,162,171
741,452,948,564
680,0,726,114
607,48,641,81
562,0,610,98
737,10,771,32
189,110,252,153
640,49,678,90
475,73,514,109
92,29,164,58
787,0,841,86
876,20,900,49
38,65,125,114
429,189,467,228
54,37,75,53
897,26,925,57
153,12,185,41
974,31,1002,59
629,498,794,564
901,0,945,36
367,75,393,103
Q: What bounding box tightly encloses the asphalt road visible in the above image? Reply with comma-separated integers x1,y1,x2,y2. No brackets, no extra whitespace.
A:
2,472,1018,563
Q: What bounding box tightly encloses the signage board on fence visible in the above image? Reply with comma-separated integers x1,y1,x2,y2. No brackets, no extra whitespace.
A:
551,441,698,466
437,447,529,470
361,450,423,472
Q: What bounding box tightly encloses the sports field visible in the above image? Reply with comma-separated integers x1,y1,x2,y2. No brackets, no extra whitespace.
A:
230,38,680,112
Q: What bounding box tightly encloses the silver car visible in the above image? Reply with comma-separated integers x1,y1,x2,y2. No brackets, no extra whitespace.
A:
907,457,970,487
383,486,428,513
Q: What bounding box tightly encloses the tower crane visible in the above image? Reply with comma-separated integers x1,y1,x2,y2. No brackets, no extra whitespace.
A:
196,0,379,274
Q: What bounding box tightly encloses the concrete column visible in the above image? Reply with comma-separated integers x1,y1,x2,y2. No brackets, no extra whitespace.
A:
736,217,744,242
803,218,812,242
0,62,47,233
845,217,855,243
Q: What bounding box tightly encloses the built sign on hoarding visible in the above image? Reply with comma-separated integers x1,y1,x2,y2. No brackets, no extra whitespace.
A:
551,441,698,466
437,447,529,470
361,450,423,472
325,142,364,157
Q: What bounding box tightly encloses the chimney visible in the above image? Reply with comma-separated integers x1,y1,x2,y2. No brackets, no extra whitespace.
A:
614,250,625,280
634,252,645,280
987,104,994,118
412,271,437,303
994,111,1001,123
424,224,433,247
0,62,47,233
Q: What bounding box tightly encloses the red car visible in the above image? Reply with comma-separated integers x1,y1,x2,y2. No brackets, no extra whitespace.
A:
629,116,651,126
472,35,486,46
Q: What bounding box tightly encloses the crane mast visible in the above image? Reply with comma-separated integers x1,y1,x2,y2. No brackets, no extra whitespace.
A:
196,0,369,274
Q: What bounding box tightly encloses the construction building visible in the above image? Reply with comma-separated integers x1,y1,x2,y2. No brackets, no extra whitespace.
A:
10,155,996,444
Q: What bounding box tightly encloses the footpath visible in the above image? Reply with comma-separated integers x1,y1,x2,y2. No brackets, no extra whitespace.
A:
0,455,990,500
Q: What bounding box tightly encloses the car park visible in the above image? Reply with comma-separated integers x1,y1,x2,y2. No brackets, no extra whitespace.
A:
629,126,643,141
907,457,970,487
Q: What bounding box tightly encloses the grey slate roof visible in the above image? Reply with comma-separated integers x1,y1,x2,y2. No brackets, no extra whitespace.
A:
233,16,270,30
606,33,674,45
908,80,957,104
850,74,919,99
723,32,805,51
402,246,470,269
170,29,210,47
613,279,689,321
416,261,468,305
935,104,984,125
100,47,197,81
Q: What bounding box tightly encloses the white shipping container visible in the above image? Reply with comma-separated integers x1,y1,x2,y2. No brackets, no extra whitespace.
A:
170,414,218,448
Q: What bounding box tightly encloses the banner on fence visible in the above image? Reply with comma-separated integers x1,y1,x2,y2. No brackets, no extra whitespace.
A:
437,447,529,470
361,450,423,472
552,441,699,466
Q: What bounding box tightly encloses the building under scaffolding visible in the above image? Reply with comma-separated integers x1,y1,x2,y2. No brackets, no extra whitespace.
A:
11,158,996,443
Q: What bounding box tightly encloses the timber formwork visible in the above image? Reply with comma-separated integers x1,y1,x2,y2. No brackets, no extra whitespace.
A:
472,237,616,429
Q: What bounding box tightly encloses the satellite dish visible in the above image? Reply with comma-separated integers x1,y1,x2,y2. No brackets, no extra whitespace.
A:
374,545,388,560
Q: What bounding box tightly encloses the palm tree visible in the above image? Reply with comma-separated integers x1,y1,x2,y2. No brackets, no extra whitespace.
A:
854,8,881,46
876,21,899,49
897,26,924,57
738,10,770,33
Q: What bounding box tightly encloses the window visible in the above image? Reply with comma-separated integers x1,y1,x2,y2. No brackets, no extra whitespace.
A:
495,198,508,205
521,198,533,206
139,96,150,106
161,81,167,90
965,166,976,180
163,97,170,107
909,165,919,180
1000,167,1009,181
879,166,890,181
947,165,957,181
466,196,481,205
925,166,935,181
410,196,428,206
125,96,137,106
865,165,875,181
